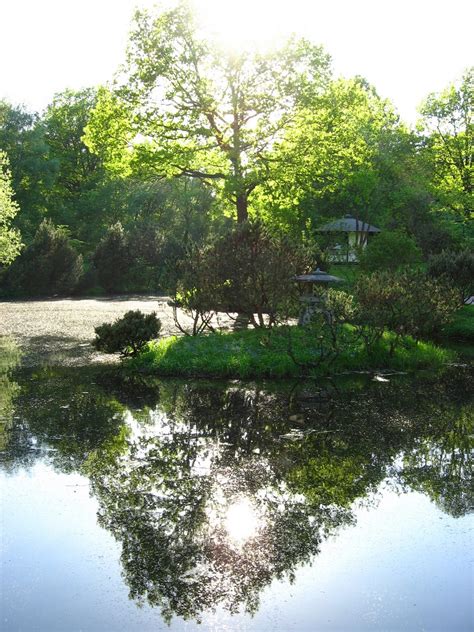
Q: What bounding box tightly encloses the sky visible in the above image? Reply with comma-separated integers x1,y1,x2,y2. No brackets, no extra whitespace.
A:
0,0,472,124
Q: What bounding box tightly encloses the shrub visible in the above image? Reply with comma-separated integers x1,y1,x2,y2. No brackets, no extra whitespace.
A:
172,242,219,335
428,249,474,305
93,310,161,356
412,219,455,256
93,222,131,293
2,219,83,296
354,269,459,353
359,230,422,272
286,289,356,370
442,306,474,342
173,221,311,332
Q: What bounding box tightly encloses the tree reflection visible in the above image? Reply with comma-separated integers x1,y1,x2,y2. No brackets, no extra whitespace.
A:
1,362,472,620
87,426,352,622
84,367,473,622
0,337,21,452
399,405,473,517
0,366,127,472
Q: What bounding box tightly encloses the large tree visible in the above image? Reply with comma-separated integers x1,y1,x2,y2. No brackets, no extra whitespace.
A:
0,101,54,240
259,77,427,233
42,88,128,246
418,68,473,221
0,151,22,265
84,1,330,223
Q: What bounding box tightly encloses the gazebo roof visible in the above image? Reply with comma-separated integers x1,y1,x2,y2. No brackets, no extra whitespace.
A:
317,214,381,233
293,268,343,283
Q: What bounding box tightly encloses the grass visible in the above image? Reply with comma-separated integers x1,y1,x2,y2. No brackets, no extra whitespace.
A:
443,305,474,342
128,325,454,379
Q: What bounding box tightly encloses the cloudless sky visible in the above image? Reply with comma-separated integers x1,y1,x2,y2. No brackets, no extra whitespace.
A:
1,0,472,124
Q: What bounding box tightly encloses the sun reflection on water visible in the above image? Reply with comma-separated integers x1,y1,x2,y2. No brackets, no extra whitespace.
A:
224,497,262,546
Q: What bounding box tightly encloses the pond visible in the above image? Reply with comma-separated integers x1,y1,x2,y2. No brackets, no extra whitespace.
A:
1,342,473,631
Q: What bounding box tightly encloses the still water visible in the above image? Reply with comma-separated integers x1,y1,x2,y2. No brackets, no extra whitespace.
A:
1,343,473,631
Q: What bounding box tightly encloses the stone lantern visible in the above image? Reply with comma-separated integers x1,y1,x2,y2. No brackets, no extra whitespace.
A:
293,268,343,325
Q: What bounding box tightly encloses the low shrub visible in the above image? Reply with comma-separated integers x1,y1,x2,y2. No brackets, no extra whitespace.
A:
354,269,459,354
428,250,474,306
443,306,474,342
93,310,161,357
172,220,311,332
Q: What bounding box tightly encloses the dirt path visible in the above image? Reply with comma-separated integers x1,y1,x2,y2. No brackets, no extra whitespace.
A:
0,296,182,367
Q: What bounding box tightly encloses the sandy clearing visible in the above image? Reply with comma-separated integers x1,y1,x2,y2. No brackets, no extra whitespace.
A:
0,296,187,367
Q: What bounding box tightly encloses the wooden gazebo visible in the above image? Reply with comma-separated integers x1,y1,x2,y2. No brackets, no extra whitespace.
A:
317,214,381,263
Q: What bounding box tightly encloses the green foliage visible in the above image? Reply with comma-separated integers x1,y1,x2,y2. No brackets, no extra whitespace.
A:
0,26,471,302
0,151,22,265
84,1,331,223
442,306,474,342
93,222,130,292
0,101,54,240
42,88,112,244
359,230,422,272
354,269,459,349
3,219,82,296
418,67,473,222
93,310,161,357
256,77,431,238
174,221,311,331
428,249,474,305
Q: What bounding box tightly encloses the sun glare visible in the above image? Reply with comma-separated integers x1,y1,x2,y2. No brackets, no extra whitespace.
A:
192,0,290,52
224,498,261,545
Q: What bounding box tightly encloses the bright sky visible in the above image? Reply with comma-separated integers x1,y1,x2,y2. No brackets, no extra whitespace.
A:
1,0,472,124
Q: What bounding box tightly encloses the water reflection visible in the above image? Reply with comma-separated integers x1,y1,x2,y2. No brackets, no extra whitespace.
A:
0,364,473,623
0,337,21,451
223,497,262,546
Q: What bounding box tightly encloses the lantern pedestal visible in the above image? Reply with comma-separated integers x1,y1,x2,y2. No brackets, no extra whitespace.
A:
298,295,325,325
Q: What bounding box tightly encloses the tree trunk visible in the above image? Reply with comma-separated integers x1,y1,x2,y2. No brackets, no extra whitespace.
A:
236,194,248,223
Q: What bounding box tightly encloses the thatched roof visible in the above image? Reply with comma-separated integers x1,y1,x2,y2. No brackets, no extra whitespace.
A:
317,214,381,233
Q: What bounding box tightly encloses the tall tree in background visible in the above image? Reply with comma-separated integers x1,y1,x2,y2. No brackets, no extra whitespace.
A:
419,68,473,222
255,78,413,234
84,1,331,223
0,151,22,265
43,88,127,246
43,89,105,210
0,101,54,240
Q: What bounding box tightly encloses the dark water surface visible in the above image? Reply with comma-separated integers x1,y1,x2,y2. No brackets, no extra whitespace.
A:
1,341,473,631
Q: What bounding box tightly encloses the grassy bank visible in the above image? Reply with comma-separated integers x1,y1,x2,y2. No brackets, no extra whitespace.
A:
128,326,454,379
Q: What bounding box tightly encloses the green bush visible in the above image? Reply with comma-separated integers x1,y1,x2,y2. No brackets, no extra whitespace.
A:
443,306,474,342
93,310,161,357
354,269,459,352
2,219,83,296
428,249,474,305
173,220,311,332
359,230,422,272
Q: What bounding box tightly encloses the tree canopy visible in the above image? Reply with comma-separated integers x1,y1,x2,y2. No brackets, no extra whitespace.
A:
0,151,22,265
419,67,473,222
84,1,331,222
0,0,470,298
